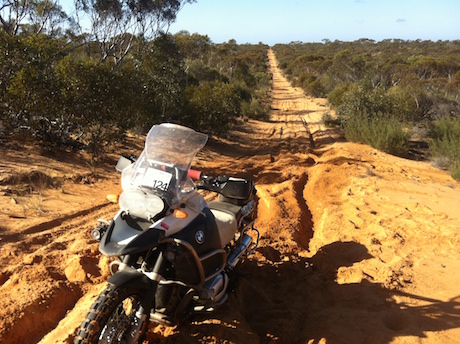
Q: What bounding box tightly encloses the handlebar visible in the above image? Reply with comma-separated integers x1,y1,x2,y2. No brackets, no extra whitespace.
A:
195,174,230,193
117,154,244,197
188,169,203,181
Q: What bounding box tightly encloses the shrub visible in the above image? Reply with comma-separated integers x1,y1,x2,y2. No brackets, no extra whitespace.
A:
1,29,271,152
344,113,410,156
183,81,241,134
429,117,460,180
338,81,393,120
299,72,316,88
321,112,341,128
186,59,225,83
305,80,326,97
386,86,419,122
327,83,350,107
450,161,460,181
337,80,417,124
57,57,138,155
2,34,69,146
241,98,269,120
430,155,451,170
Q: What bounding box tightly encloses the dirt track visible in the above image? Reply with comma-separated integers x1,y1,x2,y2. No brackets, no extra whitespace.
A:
1,50,460,344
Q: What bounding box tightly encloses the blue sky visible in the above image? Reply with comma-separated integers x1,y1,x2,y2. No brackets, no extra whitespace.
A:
59,0,460,45
168,0,460,45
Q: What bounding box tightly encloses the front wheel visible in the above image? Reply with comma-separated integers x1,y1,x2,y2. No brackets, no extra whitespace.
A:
74,285,150,344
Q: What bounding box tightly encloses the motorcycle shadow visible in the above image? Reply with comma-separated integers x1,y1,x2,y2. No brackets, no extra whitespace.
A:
146,241,460,344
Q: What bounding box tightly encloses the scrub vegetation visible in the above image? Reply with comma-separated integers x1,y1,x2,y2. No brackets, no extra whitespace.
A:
0,0,271,154
273,39,460,178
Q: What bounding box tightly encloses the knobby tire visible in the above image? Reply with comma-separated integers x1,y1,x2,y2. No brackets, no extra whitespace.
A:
74,285,149,344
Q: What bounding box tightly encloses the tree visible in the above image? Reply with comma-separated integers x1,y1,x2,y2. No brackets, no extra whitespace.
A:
4,34,70,145
137,33,188,124
174,30,210,60
27,0,68,36
329,49,366,83
57,56,138,154
73,0,195,66
0,0,29,34
0,0,67,36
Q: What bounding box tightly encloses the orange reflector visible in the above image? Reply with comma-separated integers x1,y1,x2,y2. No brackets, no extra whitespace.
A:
107,194,119,203
174,209,188,219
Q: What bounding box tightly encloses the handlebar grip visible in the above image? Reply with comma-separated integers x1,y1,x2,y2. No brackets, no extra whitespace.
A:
188,169,202,181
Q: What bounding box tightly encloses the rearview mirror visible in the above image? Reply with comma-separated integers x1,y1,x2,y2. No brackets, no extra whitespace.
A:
115,156,133,172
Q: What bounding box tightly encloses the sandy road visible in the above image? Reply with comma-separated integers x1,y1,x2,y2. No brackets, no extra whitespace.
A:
268,49,329,138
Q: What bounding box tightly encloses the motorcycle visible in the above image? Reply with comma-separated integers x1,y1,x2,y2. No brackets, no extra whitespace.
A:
74,123,259,344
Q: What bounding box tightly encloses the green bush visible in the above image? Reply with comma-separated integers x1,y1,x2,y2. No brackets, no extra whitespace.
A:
3,34,69,147
344,113,410,156
327,83,350,107
241,98,269,120
429,118,460,179
337,81,395,120
305,79,326,97
337,81,415,157
450,161,460,181
183,81,241,134
299,72,316,88
57,57,138,154
321,112,341,128
186,59,225,83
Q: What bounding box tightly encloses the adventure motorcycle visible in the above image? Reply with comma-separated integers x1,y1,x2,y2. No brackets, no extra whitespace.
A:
74,123,259,344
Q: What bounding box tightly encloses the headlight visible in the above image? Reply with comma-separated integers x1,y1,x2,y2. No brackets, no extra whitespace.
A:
119,189,166,220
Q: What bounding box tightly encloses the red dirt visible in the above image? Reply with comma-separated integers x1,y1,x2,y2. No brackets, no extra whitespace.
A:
1,49,459,344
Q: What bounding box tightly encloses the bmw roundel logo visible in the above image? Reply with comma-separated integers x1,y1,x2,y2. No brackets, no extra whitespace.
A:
195,230,205,244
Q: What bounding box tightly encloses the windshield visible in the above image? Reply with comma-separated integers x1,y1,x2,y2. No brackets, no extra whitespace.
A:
121,123,208,206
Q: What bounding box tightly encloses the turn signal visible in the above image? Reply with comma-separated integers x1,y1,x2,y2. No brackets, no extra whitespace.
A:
107,194,119,203
173,209,188,219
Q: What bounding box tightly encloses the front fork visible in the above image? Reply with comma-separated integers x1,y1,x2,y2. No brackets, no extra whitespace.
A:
109,253,167,342
133,252,168,342
136,251,166,311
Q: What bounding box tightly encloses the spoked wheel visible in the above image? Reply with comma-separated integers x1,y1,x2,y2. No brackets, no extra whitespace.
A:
74,285,150,344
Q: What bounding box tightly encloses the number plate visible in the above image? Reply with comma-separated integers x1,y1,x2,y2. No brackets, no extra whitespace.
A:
142,168,172,192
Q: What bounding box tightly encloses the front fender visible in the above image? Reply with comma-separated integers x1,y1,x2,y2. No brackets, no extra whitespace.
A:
108,266,156,291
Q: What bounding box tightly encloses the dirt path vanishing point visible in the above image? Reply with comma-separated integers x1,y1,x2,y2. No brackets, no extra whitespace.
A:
1,49,460,344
